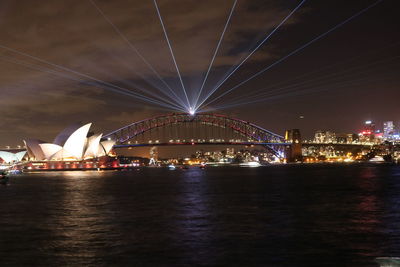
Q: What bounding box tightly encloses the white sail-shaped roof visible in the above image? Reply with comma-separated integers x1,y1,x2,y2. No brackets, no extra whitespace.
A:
23,122,112,161
0,151,26,163
15,151,26,161
24,139,46,160
84,133,103,158
39,144,63,160
96,146,106,157
49,149,70,160
63,123,92,160
100,140,116,155
0,151,17,163
53,123,84,146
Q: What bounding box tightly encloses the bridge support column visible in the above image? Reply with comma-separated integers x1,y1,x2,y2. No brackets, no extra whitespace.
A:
285,129,303,162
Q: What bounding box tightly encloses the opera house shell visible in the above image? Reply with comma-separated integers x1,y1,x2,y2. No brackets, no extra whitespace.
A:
24,123,115,161
0,151,26,164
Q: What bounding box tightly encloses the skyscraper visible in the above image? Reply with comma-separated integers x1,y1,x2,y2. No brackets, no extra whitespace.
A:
383,121,395,140
364,120,375,134
359,120,376,143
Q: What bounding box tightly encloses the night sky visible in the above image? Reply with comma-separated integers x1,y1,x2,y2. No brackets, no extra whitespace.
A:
0,0,398,147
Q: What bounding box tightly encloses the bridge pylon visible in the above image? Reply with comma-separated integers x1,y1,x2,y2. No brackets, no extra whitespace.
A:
285,129,303,162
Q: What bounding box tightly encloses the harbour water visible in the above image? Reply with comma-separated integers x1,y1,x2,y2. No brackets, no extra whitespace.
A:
0,164,399,266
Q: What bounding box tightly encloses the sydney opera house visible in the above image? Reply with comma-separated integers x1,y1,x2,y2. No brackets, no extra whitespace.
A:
21,123,120,171
0,151,26,165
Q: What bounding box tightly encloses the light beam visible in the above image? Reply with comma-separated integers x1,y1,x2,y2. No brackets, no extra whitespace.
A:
195,0,307,110
211,71,398,111
200,0,384,109
0,44,184,110
89,0,187,109
193,0,238,108
153,0,191,109
224,55,400,104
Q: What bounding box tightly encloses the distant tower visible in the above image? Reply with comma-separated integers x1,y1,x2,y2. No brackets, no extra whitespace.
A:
149,146,158,165
285,129,302,162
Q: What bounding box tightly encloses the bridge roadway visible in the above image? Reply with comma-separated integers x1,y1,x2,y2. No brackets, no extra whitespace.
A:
114,141,292,148
302,143,369,147
0,142,373,152
0,148,26,153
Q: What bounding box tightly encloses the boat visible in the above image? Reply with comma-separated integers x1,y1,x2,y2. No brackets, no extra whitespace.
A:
168,164,176,170
239,161,261,167
369,156,385,162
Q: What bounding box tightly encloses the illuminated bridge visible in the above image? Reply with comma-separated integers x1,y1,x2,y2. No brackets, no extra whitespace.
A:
104,113,293,159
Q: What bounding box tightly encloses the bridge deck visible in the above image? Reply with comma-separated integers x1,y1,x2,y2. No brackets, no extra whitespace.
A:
114,142,291,148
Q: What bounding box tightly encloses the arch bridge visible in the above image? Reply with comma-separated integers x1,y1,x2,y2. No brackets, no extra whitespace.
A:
104,113,292,159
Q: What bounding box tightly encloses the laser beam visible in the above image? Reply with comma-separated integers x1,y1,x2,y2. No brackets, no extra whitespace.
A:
196,0,307,110
225,55,399,104
153,0,191,110
89,0,186,109
193,0,238,108
211,72,398,111
0,44,184,110
200,0,384,109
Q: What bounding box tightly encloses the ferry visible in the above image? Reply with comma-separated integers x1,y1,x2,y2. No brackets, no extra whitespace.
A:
168,164,176,170
369,156,385,162
239,161,262,167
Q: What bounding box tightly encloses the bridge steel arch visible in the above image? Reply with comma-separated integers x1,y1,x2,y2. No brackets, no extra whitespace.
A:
104,113,290,159
104,113,285,144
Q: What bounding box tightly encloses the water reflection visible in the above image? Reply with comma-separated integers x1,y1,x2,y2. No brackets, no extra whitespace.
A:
350,166,384,259
381,166,400,256
44,171,118,264
1,165,399,266
173,167,216,264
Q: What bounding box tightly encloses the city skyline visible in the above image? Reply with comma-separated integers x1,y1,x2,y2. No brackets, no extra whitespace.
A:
0,0,399,146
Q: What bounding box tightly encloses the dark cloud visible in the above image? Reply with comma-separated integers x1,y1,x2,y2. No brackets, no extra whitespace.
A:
0,0,398,146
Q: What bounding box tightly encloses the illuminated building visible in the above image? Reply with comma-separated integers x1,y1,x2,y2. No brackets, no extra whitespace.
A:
335,133,348,144
195,150,204,159
24,123,115,161
226,148,235,157
361,120,376,137
359,120,377,143
149,146,158,165
383,121,395,140
364,120,375,133
314,130,336,143
314,131,325,143
346,133,359,144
